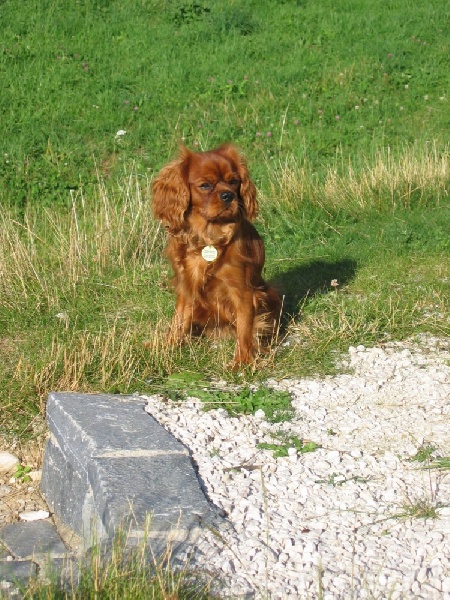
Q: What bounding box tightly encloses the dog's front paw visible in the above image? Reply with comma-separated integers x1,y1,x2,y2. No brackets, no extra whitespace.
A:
232,345,257,370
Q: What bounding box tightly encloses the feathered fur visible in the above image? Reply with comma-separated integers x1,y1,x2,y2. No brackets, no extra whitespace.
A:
152,143,280,366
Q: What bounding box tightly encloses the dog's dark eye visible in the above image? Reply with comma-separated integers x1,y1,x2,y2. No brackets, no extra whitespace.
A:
229,179,240,186
199,183,212,190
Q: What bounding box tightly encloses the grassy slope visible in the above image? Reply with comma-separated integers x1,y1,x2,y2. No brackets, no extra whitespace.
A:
1,0,448,206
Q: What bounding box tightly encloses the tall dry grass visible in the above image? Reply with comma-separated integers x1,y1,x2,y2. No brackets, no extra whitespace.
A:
1,168,174,411
25,515,213,599
265,142,449,213
0,168,161,312
1,145,448,422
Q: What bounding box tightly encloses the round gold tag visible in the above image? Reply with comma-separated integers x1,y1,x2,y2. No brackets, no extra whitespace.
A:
201,245,218,262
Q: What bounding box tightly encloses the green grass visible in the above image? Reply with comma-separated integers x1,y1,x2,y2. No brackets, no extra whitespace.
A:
409,444,450,471
0,0,449,596
1,0,449,209
157,373,295,421
257,434,320,458
1,149,447,439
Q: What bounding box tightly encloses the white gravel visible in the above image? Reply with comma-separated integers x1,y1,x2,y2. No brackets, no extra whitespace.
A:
143,335,450,599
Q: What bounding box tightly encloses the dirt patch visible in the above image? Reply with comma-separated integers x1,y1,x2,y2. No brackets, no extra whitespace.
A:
0,433,49,526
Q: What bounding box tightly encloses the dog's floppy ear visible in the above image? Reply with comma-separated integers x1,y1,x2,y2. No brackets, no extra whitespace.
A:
152,146,192,230
218,144,258,221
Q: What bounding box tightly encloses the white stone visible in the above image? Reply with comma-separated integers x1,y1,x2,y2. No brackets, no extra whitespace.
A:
416,568,428,583
0,582,12,590
411,581,422,595
0,484,12,496
19,510,50,521
0,452,19,473
141,341,450,598
28,470,42,482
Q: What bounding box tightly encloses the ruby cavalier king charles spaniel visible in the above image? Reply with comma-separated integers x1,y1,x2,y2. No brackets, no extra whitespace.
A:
152,143,281,367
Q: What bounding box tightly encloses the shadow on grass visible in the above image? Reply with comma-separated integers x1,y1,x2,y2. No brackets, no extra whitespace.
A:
272,258,358,318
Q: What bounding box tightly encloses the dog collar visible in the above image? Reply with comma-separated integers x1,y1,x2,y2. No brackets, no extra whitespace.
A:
201,245,218,262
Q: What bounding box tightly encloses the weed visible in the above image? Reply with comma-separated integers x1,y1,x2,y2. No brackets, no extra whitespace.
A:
396,498,441,520
426,457,450,471
408,444,437,463
172,1,211,27
12,463,32,483
156,374,295,423
315,473,370,486
198,386,294,423
257,434,319,458
408,444,450,471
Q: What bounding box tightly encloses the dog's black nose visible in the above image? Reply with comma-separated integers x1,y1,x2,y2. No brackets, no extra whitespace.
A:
220,191,235,203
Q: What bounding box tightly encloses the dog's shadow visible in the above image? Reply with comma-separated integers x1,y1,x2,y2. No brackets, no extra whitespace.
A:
271,258,357,320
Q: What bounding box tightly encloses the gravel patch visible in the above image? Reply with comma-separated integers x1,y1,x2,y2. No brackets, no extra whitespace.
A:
143,336,450,599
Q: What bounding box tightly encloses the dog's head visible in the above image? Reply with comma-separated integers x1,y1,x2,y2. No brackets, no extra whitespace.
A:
152,144,258,232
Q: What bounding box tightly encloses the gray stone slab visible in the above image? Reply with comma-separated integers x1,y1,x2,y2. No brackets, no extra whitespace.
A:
46,392,183,467
41,392,225,555
0,544,10,560
0,521,68,561
41,437,86,534
0,559,36,584
88,454,211,535
40,557,80,587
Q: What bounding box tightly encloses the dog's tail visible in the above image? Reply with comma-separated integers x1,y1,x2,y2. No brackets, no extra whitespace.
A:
254,286,282,340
